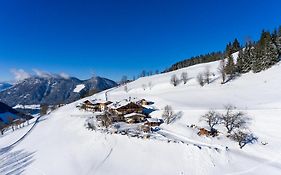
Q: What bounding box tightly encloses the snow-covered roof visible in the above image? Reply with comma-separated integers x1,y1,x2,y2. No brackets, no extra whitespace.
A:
92,99,112,105
107,99,139,109
124,112,145,118
146,118,162,123
84,99,111,105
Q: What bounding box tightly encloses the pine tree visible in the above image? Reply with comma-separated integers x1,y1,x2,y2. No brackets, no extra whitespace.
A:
232,38,241,52
225,54,236,78
251,30,278,72
225,42,233,56
236,50,244,73
259,31,279,70
274,26,281,56
252,44,263,73
242,43,254,73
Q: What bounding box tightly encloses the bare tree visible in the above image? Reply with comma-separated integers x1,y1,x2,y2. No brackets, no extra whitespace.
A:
148,82,152,90
142,84,147,90
40,104,48,116
85,118,97,131
100,113,113,128
162,105,174,124
203,67,211,84
120,75,128,85
218,59,226,84
0,121,7,135
201,110,221,130
221,105,250,134
170,74,179,87
124,85,128,93
197,73,204,87
230,130,258,149
181,72,188,84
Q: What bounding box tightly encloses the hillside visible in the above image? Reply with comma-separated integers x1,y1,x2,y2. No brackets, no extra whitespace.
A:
0,56,281,175
0,76,117,107
0,102,33,126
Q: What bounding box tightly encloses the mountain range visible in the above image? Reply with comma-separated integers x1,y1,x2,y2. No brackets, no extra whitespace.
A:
0,76,117,107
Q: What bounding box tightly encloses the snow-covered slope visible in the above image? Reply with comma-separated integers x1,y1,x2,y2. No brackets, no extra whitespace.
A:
73,84,85,93
0,76,117,106
1,56,281,174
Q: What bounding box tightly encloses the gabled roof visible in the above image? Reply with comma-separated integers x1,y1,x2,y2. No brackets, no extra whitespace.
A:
124,112,146,118
84,99,112,105
108,100,142,110
146,118,162,123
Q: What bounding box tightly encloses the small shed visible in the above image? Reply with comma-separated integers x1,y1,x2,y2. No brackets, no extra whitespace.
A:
197,128,210,136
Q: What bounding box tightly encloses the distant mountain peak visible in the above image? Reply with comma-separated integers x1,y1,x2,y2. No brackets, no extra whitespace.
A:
0,75,117,106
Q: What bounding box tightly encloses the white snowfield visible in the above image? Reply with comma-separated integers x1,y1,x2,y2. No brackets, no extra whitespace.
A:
1,56,281,175
73,84,85,93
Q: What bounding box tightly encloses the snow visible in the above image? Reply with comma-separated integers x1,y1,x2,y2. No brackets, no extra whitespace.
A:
124,112,145,118
1,55,281,174
146,118,162,123
73,84,85,93
13,104,40,109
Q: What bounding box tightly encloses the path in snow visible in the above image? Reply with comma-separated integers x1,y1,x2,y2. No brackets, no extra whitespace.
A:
0,117,42,175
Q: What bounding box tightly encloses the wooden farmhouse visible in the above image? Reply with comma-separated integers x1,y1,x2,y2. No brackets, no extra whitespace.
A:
92,100,112,112
82,100,98,111
82,100,112,112
124,113,146,124
108,101,144,116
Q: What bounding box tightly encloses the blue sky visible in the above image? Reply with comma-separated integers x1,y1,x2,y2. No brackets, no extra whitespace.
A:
0,0,280,82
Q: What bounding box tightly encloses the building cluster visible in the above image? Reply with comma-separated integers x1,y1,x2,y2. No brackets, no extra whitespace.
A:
79,98,163,133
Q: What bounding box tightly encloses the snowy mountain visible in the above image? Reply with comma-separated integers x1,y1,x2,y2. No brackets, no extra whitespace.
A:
1,54,281,174
0,76,117,107
0,82,12,92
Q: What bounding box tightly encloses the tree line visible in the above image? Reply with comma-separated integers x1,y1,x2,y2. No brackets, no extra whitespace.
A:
165,26,281,76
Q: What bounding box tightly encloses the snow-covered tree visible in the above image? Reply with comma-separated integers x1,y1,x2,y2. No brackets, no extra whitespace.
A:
242,43,254,73
201,110,221,130
224,55,236,79
236,50,244,73
203,67,211,84
148,82,152,90
124,85,128,93
181,72,188,84
275,27,281,55
221,105,250,134
253,31,279,72
162,105,174,124
170,74,179,87
197,73,204,87
218,59,226,84
230,130,258,149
